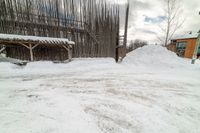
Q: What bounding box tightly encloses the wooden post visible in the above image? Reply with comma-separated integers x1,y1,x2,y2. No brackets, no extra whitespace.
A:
191,30,200,64
123,2,129,48
68,46,72,61
29,44,33,61
62,44,73,61
67,32,73,61
0,46,6,54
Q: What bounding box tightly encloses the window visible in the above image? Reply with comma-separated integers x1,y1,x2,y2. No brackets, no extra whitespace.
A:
176,42,187,49
176,42,187,57
198,46,200,54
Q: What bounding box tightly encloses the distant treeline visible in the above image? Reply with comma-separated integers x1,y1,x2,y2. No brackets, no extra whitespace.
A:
127,39,148,53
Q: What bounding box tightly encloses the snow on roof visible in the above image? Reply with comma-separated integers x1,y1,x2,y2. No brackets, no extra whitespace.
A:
171,33,198,40
0,33,75,45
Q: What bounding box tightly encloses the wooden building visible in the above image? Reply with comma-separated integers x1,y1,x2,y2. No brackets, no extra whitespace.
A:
0,34,74,61
0,0,129,62
168,34,200,58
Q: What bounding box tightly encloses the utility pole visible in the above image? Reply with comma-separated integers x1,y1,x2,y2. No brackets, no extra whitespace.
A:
191,12,200,64
123,1,130,48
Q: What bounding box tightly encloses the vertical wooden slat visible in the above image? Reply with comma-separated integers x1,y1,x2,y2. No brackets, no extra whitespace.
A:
0,0,126,61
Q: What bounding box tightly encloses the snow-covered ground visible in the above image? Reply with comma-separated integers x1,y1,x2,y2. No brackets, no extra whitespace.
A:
0,45,200,133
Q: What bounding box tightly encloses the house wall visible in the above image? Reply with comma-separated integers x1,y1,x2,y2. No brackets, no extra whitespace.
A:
176,38,197,58
167,43,176,52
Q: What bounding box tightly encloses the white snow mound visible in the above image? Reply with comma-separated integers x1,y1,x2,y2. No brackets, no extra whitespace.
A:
123,44,190,68
0,58,117,77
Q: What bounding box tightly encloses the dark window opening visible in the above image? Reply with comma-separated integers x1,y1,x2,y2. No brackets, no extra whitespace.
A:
176,42,187,57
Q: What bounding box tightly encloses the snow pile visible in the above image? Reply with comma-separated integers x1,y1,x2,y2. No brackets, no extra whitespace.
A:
0,51,200,133
0,62,21,76
0,55,27,64
0,58,117,77
196,59,200,65
123,44,190,68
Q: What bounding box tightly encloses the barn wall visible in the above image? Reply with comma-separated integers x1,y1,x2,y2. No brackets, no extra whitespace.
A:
6,45,30,60
33,46,69,61
6,45,69,61
0,0,121,60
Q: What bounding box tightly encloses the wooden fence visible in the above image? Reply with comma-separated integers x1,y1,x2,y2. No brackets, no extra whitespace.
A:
0,0,128,60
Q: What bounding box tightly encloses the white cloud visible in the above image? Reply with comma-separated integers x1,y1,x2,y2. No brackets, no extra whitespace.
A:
124,0,200,44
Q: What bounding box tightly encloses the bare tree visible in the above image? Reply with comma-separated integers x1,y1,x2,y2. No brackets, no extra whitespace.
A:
158,0,184,46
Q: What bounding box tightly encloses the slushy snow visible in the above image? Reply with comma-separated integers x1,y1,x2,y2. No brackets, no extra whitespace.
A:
0,45,200,133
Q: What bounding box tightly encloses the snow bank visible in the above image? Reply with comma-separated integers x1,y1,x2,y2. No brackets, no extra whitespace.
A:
123,44,191,69
196,59,200,65
0,58,117,77
0,44,199,78
0,56,26,63
0,62,21,76
0,46,200,133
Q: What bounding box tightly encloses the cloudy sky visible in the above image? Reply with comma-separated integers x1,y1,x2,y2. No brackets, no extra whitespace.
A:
116,0,200,44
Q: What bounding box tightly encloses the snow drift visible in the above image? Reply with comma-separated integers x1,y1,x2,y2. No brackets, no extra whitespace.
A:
0,45,200,133
0,44,199,76
123,44,191,68
0,58,117,77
